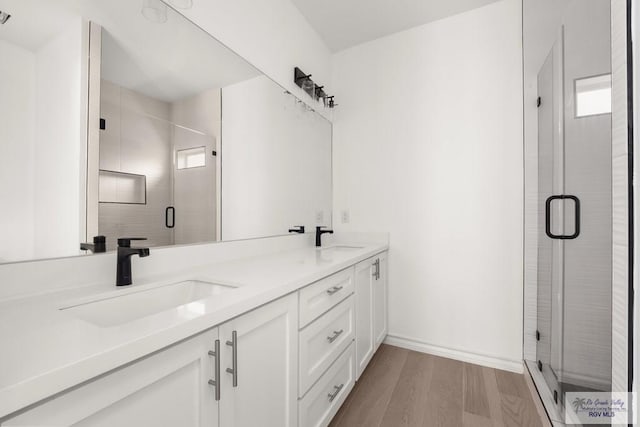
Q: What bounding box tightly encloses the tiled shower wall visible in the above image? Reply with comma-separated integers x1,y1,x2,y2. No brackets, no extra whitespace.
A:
97,80,220,250
170,89,220,245
98,80,174,250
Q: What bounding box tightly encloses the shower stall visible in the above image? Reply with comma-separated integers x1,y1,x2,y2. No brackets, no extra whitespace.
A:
523,0,632,423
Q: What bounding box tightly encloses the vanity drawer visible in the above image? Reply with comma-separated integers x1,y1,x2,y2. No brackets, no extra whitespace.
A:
299,296,355,395
299,343,355,427
299,267,354,328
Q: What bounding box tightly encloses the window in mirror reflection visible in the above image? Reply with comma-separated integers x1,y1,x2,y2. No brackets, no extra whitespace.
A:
575,74,612,117
176,146,206,169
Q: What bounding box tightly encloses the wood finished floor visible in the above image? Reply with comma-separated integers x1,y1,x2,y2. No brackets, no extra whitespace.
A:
329,344,546,427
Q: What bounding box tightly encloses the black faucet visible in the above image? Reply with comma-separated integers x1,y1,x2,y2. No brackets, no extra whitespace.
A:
315,226,334,247
288,225,305,234
116,238,150,286
80,235,106,253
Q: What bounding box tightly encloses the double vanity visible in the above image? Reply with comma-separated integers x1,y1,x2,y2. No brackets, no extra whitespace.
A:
0,236,388,427
0,1,383,425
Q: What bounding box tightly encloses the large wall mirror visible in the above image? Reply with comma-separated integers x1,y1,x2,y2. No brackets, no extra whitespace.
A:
0,0,332,263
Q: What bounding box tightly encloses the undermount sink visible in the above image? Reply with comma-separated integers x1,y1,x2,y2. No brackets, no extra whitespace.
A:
61,280,235,327
320,245,364,252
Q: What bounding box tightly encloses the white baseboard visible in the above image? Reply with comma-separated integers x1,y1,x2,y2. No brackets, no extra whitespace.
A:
384,334,524,373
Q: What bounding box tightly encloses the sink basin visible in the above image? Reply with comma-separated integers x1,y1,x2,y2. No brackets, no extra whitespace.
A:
320,245,364,252
61,280,235,327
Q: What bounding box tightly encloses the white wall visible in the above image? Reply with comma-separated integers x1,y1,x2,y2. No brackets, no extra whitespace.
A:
0,19,85,263
172,0,332,113
221,76,332,240
33,17,86,259
331,0,524,370
0,41,36,262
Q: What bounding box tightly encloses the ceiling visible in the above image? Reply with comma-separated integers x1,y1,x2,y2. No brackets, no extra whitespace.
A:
0,0,261,102
0,0,81,51
291,0,502,52
93,0,260,102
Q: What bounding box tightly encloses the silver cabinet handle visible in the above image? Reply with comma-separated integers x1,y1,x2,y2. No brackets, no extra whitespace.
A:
372,259,380,280
328,384,344,402
207,339,221,400
326,285,344,295
326,329,344,343
226,330,238,387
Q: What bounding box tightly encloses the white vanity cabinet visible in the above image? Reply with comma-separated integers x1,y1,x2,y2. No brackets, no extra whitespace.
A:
218,293,298,427
355,252,388,379
298,267,354,328
2,294,298,427
1,249,387,427
298,268,356,427
2,328,220,427
373,252,388,348
298,344,355,427
299,296,355,394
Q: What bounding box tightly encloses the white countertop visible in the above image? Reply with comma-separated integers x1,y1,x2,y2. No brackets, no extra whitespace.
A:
0,242,387,419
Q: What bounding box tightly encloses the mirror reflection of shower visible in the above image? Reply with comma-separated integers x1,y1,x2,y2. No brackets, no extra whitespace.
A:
96,76,219,251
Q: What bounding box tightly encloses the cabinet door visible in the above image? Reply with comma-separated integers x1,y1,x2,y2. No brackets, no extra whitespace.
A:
373,252,388,348
3,329,219,427
219,294,298,427
355,258,375,379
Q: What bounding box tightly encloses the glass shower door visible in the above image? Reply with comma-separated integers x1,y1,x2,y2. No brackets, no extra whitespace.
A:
536,32,565,404
535,0,613,414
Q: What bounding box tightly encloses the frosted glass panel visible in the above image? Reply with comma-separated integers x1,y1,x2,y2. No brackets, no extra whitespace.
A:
575,74,611,117
99,170,146,204
176,147,206,169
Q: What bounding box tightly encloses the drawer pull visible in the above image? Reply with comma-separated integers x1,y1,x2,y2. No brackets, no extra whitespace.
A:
328,384,344,402
326,329,344,343
326,285,344,295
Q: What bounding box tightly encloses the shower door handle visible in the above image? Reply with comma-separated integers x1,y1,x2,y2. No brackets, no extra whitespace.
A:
545,195,580,240
165,206,175,229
